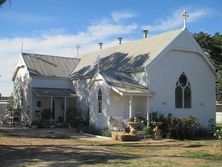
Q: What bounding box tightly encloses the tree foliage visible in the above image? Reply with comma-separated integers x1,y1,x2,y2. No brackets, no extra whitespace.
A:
193,32,222,101
0,0,7,7
193,32,222,64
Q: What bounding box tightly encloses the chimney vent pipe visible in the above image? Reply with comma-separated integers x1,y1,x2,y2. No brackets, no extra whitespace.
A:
117,37,123,45
143,29,148,38
98,42,103,50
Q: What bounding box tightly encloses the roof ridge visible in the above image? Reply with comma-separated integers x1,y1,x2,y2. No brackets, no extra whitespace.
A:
22,52,80,60
78,28,183,58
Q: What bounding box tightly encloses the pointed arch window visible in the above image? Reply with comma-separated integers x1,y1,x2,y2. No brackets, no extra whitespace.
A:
175,73,191,108
98,89,102,113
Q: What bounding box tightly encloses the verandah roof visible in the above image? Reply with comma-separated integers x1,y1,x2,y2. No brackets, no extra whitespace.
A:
32,88,76,97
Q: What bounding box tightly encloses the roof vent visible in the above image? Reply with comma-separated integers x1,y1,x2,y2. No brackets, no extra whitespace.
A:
143,29,148,38
98,42,103,50
117,37,123,45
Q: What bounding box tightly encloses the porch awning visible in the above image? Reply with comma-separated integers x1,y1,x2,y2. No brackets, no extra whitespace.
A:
32,87,76,97
111,85,155,96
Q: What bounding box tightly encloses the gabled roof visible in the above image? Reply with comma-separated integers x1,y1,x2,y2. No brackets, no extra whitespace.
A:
71,29,183,78
22,53,80,78
89,72,152,96
0,96,11,101
101,71,147,90
103,72,151,95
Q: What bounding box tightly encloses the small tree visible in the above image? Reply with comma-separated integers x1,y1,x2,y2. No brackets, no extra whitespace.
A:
0,0,7,7
214,129,222,151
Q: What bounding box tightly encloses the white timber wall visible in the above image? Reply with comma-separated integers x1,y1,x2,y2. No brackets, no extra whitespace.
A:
132,96,147,118
73,79,91,119
110,90,129,120
216,104,222,124
89,79,110,129
148,50,216,127
216,113,222,124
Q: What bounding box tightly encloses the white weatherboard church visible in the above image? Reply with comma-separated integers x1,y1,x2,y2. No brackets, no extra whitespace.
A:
12,11,216,129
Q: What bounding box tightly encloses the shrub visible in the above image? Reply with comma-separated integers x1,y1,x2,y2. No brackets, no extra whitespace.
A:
129,117,135,122
101,129,112,137
66,107,77,127
82,125,101,135
148,112,211,139
81,125,112,137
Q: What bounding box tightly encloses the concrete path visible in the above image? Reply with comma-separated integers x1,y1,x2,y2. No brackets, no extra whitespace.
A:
0,126,111,141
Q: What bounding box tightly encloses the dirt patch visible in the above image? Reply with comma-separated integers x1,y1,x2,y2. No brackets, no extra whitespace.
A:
0,127,221,167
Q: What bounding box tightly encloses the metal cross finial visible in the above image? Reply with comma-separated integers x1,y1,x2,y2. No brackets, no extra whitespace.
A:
181,10,189,29
75,44,80,56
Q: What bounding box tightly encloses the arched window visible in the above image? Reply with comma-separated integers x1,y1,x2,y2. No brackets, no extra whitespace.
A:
98,89,102,113
175,73,191,108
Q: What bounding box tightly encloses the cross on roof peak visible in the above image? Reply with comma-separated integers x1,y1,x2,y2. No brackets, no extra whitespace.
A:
181,10,189,29
75,44,80,56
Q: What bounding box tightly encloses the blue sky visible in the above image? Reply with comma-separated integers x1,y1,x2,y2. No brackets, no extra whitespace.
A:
0,0,221,96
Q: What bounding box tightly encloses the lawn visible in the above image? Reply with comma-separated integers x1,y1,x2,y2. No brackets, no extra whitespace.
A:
0,128,222,167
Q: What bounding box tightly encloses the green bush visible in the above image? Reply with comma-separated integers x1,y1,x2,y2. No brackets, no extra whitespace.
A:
82,125,112,137
148,112,211,139
82,125,101,135
101,129,112,137
66,107,78,128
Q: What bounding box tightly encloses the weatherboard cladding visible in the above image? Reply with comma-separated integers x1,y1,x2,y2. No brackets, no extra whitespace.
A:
71,29,182,78
22,53,80,78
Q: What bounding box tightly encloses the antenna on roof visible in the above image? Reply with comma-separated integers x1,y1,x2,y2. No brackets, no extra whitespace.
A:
75,44,80,57
181,10,189,29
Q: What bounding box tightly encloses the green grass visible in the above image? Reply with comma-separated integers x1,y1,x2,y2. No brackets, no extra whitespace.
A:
0,129,11,137
106,144,167,154
94,158,179,167
179,150,222,161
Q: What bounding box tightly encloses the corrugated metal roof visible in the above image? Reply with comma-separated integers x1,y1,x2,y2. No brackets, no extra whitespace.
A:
32,87,76,97
22,53,80,78
0,96,11,101
71,29,183,78
102,71,147,89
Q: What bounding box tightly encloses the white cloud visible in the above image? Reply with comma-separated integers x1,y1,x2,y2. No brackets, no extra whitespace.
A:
0,8,211,96
111,11,137,22
143,8,211,32
0,18,138,96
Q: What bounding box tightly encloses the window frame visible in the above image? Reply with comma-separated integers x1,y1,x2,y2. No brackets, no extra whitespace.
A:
175,73,192,109
98,89,102,113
